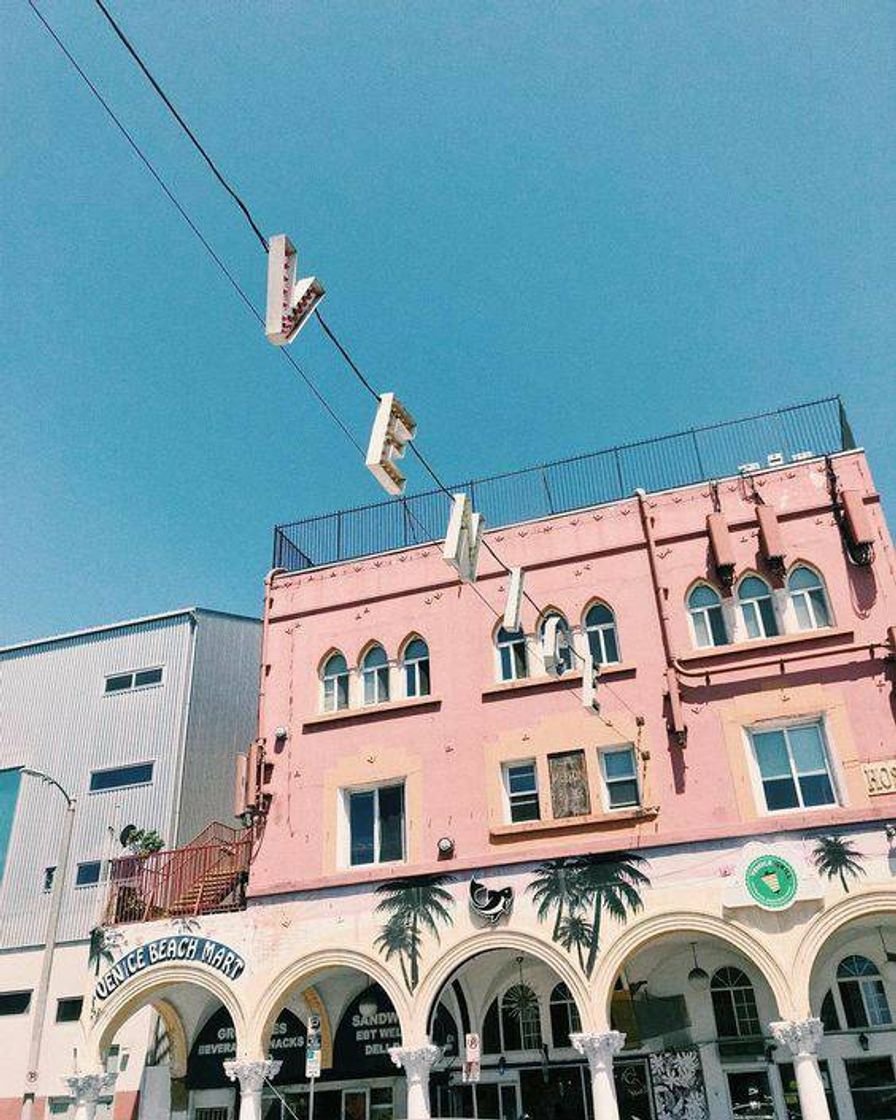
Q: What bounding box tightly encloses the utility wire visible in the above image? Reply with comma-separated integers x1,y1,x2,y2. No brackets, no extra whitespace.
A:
27,0,363,457
90,0,269,252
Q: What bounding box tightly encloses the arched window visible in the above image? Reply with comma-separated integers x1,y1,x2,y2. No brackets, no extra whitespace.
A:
687,584,728,649
321,652,349,712
584,603,620,665
549,982,582,1048
497,626,528,682
820,989,840,1032
402,637,430,698
738,576,779,639
710,967,761,1039
500,984,542,1051
361,644,390,705
539,611,573,674
837,955,892,1028
788,566,832,631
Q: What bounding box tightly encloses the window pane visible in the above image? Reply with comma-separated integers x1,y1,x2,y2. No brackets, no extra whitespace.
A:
418,659,430,696
604,749,635,779
743,601,762,639
405,639,428,660
336,675,349,709
75,862,101,886
512,642,528,678
378,785,405,863
752,732,789,778
793,595,813,630
134,668,162,687
809,588,831,627
363,672,376,705
405,663,417,696
839,981,869,1028
586,604,614,626
763,777,799,811
56,997,83,1022
508,765,536,794
364,646,387,668
758,597,779,636
349,791,375,865
510,794,540,823
692,612,710,647
708,607,728,646
105,674,133,693
798,772,835,808
690,585,720,608
712,990,738,1038
549,751,590,818
500,645,513,680
739,577,769,600
0,991,31,1016
602,627,620,663
788,725,826,773
89,763,154,792
608,779,639,809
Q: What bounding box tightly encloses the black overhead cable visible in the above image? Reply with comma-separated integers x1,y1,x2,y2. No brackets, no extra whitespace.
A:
27,0,364,457
90,0,270,253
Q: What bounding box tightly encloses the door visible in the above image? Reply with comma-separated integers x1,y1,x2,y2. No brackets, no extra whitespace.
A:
614,1059,654,1120
343,1089,368,1120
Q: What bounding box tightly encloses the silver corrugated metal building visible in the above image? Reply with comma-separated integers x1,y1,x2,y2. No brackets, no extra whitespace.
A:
0,607,261,948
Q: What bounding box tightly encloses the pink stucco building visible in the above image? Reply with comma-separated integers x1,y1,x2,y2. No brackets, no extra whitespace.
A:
79,398,896,1120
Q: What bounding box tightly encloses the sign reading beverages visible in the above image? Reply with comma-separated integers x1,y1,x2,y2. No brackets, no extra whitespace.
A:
94,937,245,1001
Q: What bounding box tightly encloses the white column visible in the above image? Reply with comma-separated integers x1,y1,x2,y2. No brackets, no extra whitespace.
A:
770,1018,831,1120
224,1059,282,1120
571,1030,626,1120
389,1044,439,1120
65,1073,116,1120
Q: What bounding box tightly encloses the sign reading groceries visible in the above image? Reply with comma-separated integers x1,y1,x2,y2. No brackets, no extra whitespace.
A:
94,936,245,1000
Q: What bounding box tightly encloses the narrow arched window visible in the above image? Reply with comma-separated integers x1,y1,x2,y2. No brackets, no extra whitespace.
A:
738,576,779,639
539,611,573,674
361,644,390,705
788,566,832,631
497,626,528,682
688,585,728,649
402,638,430,698
838,955,892,1028
500,984,542,1051
321,652,349,712
710,967,761,1039
549,982,582,1048
584,603,620,665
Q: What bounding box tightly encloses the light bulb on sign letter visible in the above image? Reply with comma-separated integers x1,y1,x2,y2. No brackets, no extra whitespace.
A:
265,234,324,345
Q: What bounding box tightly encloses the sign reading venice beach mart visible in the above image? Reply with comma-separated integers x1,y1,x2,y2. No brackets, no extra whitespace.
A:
94,936,245,1001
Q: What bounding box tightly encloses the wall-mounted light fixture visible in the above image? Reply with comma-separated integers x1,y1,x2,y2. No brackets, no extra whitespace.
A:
859,1032,870,1052
274,726,288,741
437,836,455,857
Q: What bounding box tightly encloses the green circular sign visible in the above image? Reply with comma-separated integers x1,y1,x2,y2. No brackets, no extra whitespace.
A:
745,855,798,910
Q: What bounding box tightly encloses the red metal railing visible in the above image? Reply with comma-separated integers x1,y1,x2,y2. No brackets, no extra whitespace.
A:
103,823,252,925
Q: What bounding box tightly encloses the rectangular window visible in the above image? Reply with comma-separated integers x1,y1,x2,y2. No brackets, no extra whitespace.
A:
845,1057,896,1120
548,751,591,818
104,667,163,694
0,991,32,1015
347,784,405,866
75,861,102,887
43,866,56,892
600,747,640,810
89,762,154,792
503,761,540,823
749,722,836,812
56,997,83,1023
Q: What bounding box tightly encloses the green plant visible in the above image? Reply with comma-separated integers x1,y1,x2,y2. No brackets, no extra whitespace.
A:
123,828,164,856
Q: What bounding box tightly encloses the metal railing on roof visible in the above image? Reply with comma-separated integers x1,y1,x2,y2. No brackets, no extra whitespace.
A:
273,396,854,573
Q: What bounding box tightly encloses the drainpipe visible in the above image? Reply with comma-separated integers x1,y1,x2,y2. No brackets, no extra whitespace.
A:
635,490,687,745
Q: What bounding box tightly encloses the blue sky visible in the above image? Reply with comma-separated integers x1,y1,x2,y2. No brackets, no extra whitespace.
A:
2,2,894,643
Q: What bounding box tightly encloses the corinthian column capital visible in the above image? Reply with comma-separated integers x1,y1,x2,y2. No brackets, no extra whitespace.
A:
65,1073,117,1104
570,1030,626,1069
223,1058,282,1092
389,1044,441,1084
770,1018,824,1057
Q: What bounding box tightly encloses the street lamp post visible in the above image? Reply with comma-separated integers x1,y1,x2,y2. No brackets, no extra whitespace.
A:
19,768,77,1120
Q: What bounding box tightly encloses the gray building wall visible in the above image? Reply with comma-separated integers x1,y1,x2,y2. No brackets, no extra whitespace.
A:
0,609,260,949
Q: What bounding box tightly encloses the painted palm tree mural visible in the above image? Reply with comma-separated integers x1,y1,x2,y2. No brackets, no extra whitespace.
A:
88,926,114,976
375,873,454,992
812,834,866,892
528,852,650,977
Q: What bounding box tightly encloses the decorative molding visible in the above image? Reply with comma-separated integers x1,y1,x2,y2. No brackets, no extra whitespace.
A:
389,1044,441,1083
570,1030,626,1069
65,1073,117,1104
770,1018,824,1056
223,1058,282,1092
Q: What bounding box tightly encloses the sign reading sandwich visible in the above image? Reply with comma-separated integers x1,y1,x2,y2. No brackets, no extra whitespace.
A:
95,936,245,1001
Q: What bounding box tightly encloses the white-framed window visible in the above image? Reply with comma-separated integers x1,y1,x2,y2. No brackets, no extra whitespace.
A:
321,651,350,712
104,666,164,694
489,986,543,1051
497,626,528,682
361,644,390,706
748,721,837,812
584,602,620,664
787,566,832,631
838,955,893,1028
539,611,574,674
549,982,582,1048
737,575,779,639
344,782,405,866
711,966,762,1038
599,746,640,810
402,637,430,698
502,760,540,823
687,584,729,648
75,860,102,888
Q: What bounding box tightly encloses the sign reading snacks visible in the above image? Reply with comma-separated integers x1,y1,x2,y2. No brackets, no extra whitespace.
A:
94,937,245,1001
745,855,798,911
